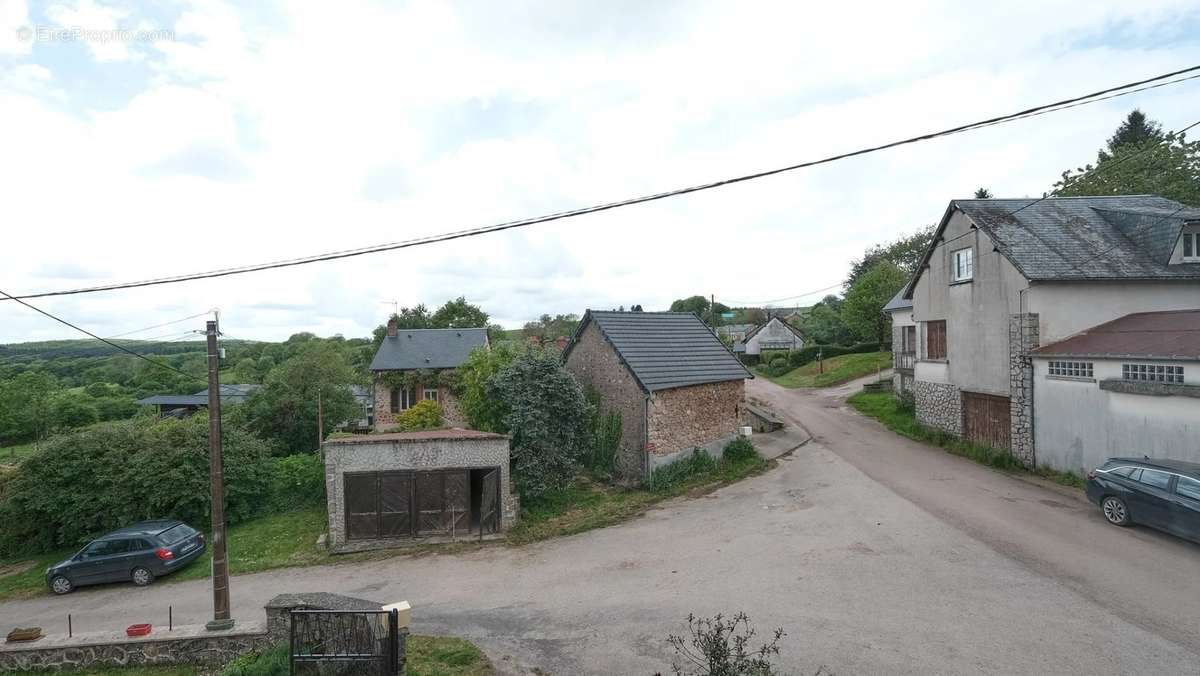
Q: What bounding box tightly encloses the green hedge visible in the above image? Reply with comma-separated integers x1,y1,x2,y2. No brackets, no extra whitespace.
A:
0,415,324,556
758,342,883,377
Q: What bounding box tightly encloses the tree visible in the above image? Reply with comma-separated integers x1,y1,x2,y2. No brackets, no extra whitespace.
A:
371,305,432,347
457,342,521,433
48,390,99,431
845,225,934,290
800,295,853,346
487,349,591,498
669,295,709,316
840,260,908,344
1054,129,1200,206
974,187,992,198
742,307,766,325
522,314,581,344
244,341,363,454
0,371,59,443
1104,109,1164,158
430,297,489,328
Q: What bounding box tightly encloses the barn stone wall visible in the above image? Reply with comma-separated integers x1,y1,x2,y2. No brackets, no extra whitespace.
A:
563,322,648,478
373,379,466,430
647,380,745,457
914,380,961,435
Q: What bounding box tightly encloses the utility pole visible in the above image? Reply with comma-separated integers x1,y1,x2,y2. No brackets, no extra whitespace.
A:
710,294,716,330
205,319,234,631
317,389,324,450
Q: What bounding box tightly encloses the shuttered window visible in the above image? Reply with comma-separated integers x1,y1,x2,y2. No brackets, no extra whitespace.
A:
926,320,947,360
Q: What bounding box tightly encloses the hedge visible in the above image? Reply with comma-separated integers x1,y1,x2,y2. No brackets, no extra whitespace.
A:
761,342,885,377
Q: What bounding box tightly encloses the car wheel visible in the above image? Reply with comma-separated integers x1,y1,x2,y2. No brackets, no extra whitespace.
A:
1102,496,1131,526
131,566,155,587
49,575,73,595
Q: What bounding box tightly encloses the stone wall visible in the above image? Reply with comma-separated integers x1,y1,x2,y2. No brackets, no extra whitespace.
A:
914,380,961,435
324,433,517,549
647,380,745,457
563,322,648,478
373,378,466,430
0,593,395,673
1008,313,1039,466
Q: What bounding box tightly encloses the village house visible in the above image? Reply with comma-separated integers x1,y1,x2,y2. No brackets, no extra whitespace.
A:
369,319,487,430
884,289,916,399
563,310,752,481
740,316,806,356
901,195,1200,468
716,323,756,343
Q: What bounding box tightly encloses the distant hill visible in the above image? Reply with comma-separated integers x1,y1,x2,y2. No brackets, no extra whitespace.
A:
0,338,254,362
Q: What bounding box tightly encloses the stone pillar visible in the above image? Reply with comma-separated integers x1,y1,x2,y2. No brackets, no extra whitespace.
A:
1008,313,1039,467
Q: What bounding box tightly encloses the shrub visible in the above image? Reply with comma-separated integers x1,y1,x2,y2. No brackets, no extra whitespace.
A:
667,612,785,676
458,342,522,432
584,388,623,478
488,349,591,499
649,449,718,492
221,642,288,676
269,453,326,511
391,399,444,432
722,437,756,463
0,414,274,556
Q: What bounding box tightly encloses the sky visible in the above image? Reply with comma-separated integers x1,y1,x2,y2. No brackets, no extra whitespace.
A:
2,0,1200,343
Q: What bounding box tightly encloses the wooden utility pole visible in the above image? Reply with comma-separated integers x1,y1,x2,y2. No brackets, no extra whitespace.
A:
317,389,324,450
710,294,716,330
205,319,234,631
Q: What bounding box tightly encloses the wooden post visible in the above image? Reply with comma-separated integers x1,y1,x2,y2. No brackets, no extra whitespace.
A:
205,319,234,631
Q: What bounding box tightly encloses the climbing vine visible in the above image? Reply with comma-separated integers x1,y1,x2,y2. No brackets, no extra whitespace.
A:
377,368,459,391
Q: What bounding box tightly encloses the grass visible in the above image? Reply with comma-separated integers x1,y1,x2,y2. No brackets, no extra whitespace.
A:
0,441,39,464
758,351,892,388
847,391,1085,489
7,635,493,676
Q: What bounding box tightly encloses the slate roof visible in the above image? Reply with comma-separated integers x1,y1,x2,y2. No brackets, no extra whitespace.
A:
566,311,752,392
369,328,487,371
883,288,912,312
744,316,805,342
1033,310,1200,361
716,323,756,336
907,195,1200,296
136,384,261,407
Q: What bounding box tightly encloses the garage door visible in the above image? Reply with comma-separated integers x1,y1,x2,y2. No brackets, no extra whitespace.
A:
961,392,1010,450
345,470,470,541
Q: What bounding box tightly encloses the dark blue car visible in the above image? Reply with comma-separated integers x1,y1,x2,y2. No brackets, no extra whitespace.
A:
46,520,206,595
1086,457,1200,543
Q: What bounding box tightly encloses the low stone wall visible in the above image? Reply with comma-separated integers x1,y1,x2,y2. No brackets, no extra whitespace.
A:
0,592,398,673
914,380,961,435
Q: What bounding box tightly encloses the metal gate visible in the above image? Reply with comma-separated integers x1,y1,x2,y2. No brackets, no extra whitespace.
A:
290,608,400,675
962,392,1010,450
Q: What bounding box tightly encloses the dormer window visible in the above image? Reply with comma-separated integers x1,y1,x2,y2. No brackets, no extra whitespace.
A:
1183,226,1200,262
952,247,973,282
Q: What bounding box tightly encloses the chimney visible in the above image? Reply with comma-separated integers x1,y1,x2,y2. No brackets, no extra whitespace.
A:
387,317,398,337
556,336,568,351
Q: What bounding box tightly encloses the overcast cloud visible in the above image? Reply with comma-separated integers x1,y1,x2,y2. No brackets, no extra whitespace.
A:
2,0,1200,342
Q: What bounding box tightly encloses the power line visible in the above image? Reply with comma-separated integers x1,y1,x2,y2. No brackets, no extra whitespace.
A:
722,283,844,307
104,311,215,339
6,63,1200,303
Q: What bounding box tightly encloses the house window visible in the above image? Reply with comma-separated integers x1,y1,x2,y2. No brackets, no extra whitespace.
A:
952,248,973,282
1047,361,1094,378
902,325,916,353
423,388,439,403
390,386,416,413
1121,363,1184,384
1182,228,1200,261
926,320,947,360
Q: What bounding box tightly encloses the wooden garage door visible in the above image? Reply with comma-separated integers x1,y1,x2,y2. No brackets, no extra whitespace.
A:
962,392,1010,450
345,469,471,541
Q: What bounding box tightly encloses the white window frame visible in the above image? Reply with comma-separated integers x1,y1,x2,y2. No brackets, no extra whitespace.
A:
422,387,439,402
1047,360,1094,379
1121,363,1184,384
952,247,973,282
1182,228,1200,262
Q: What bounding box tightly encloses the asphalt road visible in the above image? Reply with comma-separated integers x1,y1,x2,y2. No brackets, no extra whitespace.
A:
3,377,1198,674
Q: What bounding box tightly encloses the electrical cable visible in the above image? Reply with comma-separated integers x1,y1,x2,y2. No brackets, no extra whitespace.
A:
5,64,1200,302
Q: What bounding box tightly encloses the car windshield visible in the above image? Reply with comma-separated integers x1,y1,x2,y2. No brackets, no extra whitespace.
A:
159,524,196,545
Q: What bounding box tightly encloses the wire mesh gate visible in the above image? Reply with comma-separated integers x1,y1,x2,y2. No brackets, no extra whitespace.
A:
290,608,400,675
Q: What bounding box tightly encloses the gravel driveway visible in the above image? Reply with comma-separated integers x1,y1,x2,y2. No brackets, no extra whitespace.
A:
3,378,1198,674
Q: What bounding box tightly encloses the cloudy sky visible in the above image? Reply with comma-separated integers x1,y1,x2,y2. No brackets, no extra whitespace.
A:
2,0,1200,343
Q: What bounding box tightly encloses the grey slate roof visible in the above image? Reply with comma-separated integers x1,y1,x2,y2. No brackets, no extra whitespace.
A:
136,384,261,407
568,311,752,392
883,288,912,312
716,323,756,336
370,328,487,371
940,195,1200,283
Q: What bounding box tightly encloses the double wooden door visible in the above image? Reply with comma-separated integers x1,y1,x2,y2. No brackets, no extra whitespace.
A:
346,469,480,541
961,392,1011,451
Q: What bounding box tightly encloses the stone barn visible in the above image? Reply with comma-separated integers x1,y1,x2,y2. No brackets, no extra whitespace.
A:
563,310,752,482
324,429,519,552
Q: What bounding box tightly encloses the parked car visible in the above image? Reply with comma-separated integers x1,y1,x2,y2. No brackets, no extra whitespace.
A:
1086,457,1200,543
46,520,206,595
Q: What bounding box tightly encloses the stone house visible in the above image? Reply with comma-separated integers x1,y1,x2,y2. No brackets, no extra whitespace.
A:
716,323,756,343
1030,310,1200,473
884,289,916,400
741,316,806,356
901,194,1200,465
562,310,752,481
324,428,518,552
369,319,488,430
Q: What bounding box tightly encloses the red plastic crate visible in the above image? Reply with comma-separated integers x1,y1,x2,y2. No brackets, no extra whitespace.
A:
125,624,152,637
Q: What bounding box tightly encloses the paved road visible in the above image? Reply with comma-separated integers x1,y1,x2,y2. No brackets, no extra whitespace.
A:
3,379,1198,674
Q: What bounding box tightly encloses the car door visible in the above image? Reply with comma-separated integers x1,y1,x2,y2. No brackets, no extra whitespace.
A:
1127,468,1175,530
1169,475,1200,541
73,540,118,583
95,539,136,583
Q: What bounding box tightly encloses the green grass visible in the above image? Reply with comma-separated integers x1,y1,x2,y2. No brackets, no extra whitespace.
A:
759,352,892,388
7,635,493,676
0,441,39,463
847,391,1085,489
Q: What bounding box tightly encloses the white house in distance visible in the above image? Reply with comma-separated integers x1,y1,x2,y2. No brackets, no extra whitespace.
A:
900,194,1200,470
885,289,916,399
741,317,805,355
